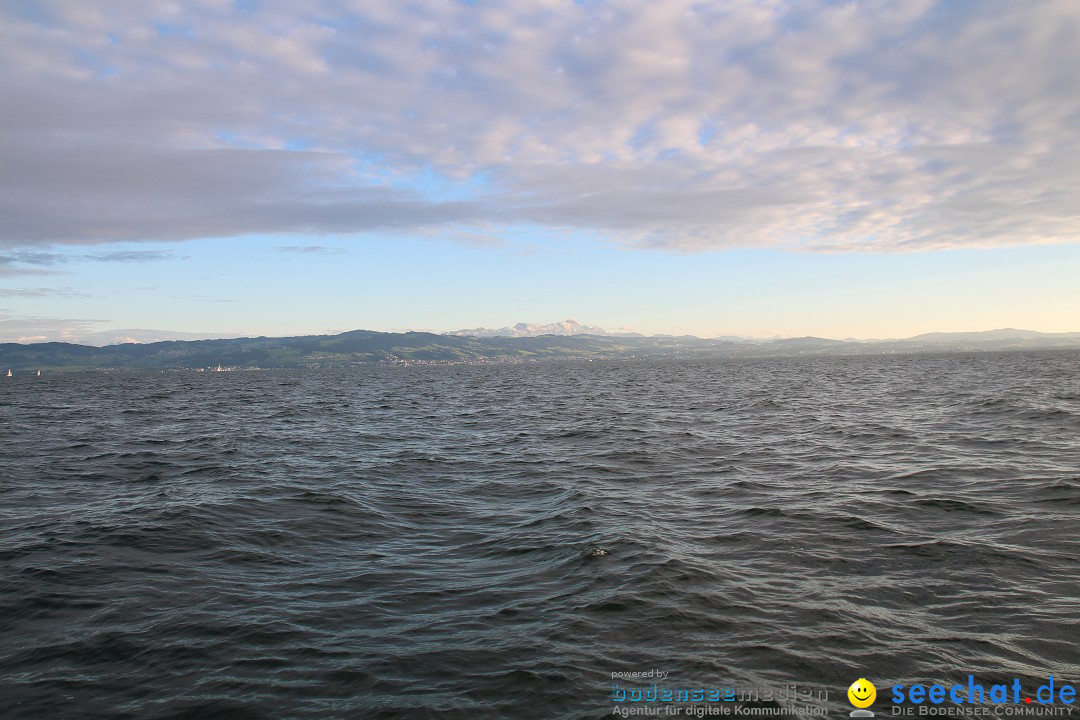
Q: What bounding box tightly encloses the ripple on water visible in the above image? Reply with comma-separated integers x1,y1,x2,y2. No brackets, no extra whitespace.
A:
1,352,1079,719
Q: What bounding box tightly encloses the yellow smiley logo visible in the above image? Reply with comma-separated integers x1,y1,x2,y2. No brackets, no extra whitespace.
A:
848,678,877,708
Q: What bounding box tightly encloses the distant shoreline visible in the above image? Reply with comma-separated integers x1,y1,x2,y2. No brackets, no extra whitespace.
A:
3,329,1079,373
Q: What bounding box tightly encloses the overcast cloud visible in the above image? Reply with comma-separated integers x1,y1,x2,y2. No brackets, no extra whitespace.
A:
1,0,1078,253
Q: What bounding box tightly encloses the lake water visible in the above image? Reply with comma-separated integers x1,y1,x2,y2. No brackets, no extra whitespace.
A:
2,352,1079,719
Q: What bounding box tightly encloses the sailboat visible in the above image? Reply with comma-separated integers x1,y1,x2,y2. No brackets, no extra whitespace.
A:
36,370,41,377
5,369,11,377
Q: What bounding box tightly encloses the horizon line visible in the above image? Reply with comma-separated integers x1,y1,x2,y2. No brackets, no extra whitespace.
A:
5,325,1080,349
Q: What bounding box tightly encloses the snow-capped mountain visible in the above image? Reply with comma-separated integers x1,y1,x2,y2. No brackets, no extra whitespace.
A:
446,319,614,338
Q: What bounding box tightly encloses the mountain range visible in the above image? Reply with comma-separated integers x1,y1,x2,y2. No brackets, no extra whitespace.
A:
2,326,1079,372
445,319,622,338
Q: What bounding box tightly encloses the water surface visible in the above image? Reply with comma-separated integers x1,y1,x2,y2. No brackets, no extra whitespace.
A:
2,352,1079,718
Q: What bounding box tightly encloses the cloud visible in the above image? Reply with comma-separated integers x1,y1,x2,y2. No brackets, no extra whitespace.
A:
0,252,66,276
0,267,63,277
82,250,180,262
0,311,245,345
0,287,91,298
0,250,176,278
0,251,64,265
0,1,1077,252
0,312,108,344
86,328,244,344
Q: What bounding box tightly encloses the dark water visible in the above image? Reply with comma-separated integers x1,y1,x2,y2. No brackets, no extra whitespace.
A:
2,352,1079,719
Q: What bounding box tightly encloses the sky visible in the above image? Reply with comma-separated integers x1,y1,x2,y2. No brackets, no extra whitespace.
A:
1,0,1079,344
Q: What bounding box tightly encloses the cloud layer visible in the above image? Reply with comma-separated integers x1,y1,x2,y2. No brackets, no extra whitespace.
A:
1,0,1078,252
0,309,244,345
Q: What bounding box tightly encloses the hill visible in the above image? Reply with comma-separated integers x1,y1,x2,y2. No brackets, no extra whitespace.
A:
2,328,1079,372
